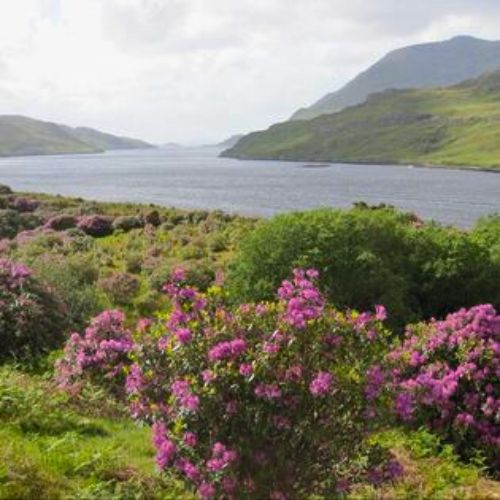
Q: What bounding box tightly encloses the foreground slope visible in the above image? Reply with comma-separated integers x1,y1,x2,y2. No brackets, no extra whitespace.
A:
223,70,500,169
292,36,500,120
0,115,153,157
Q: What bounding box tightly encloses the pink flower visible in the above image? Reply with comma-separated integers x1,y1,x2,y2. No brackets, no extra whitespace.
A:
239,363,253,377
198,482,216,499
309,372,333,397
183,431,197,447
375,304,387,321
175,327,192,344
254,383,282,400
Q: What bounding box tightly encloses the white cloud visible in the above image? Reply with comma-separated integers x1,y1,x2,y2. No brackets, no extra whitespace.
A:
0,0,499,143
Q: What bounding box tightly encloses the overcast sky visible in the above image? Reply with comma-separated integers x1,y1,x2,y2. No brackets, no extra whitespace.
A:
1,0,500,144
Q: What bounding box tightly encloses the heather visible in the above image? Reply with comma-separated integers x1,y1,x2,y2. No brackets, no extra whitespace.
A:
0,186,499,497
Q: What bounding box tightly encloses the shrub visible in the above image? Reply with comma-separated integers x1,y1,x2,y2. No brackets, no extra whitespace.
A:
112,215,145,232
99,272,141,306
228,208,500,330
77,215,114,237
11,198,40,213
56,310,133,395
0,258,68,360
44,214,78,231
145,210,161,227
0,184,12,195
386,304,500,471
0,209,23,239
125,252,143,273
125,269,396,497
31,254,102,330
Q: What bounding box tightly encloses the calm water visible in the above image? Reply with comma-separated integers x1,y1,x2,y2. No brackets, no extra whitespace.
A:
0,147,498,227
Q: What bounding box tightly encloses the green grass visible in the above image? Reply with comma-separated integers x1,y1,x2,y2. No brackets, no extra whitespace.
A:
223,70,500,169
0,366,191,499
361,429,500,499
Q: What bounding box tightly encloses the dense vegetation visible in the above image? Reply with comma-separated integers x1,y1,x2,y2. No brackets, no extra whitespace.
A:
292,35,500,120
0,184,498,498
0,115,153,157
227,207,500,330
224,70,500,169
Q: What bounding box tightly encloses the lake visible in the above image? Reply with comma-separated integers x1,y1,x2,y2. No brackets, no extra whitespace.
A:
0,147,498,227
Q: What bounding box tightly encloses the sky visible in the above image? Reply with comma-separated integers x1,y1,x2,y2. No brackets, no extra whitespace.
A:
1,0,500,144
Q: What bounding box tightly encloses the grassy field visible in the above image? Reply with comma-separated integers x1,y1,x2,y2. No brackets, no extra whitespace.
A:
223,71,500,169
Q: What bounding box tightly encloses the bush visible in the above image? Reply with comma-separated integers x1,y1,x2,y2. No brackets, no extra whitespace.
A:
228,208,500,330
99,272,141,306
0,209,23,239
145,210,161,227
124,269,397,497
386,304,500,471
0,184,12,195
56,310,133,395
11,198,40,213
77,215,114,237
44,214,78,231
0,258,68,360
31,254,102,330
112,215,145,232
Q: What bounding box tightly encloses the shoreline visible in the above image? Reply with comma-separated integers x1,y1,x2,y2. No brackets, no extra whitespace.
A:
221,153,500,173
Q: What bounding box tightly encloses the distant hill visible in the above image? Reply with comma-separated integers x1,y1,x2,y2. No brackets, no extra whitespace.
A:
292,35,500,120
222,70,500,169
0,115,154,157
214,134,245,148
68,126,153,151
160,142,184,149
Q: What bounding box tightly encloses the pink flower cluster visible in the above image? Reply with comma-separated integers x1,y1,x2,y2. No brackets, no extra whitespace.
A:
309,371,334,397
0,258,31,289
208,339,246,362
277,268,325,328
387,304,500,467
56,310,133,393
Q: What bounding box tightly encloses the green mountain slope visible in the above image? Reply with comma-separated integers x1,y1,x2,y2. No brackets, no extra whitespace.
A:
292,36,500,120
0,115,153,157
222,71,500,169
69,126,153,151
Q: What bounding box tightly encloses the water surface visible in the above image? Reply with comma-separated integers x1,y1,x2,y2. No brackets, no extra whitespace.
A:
0,147,498,227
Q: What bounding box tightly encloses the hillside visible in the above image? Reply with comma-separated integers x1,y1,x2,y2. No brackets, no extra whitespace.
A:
69,126,153,151
0,115,153,157
214,134,245,148
222,70,500,169
292,36,500,120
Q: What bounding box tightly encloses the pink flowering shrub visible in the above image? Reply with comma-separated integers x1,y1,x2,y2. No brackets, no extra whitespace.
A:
0,258,67,360
56,310,133,395
77,215,114,237
11,197,40,213
124,268,394,497
386,304,500,470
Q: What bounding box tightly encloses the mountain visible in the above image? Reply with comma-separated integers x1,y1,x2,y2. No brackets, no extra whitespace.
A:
0,115,154,157
68,126,153,151
214,134,245,148
292,35,500,120
222,70,500,169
